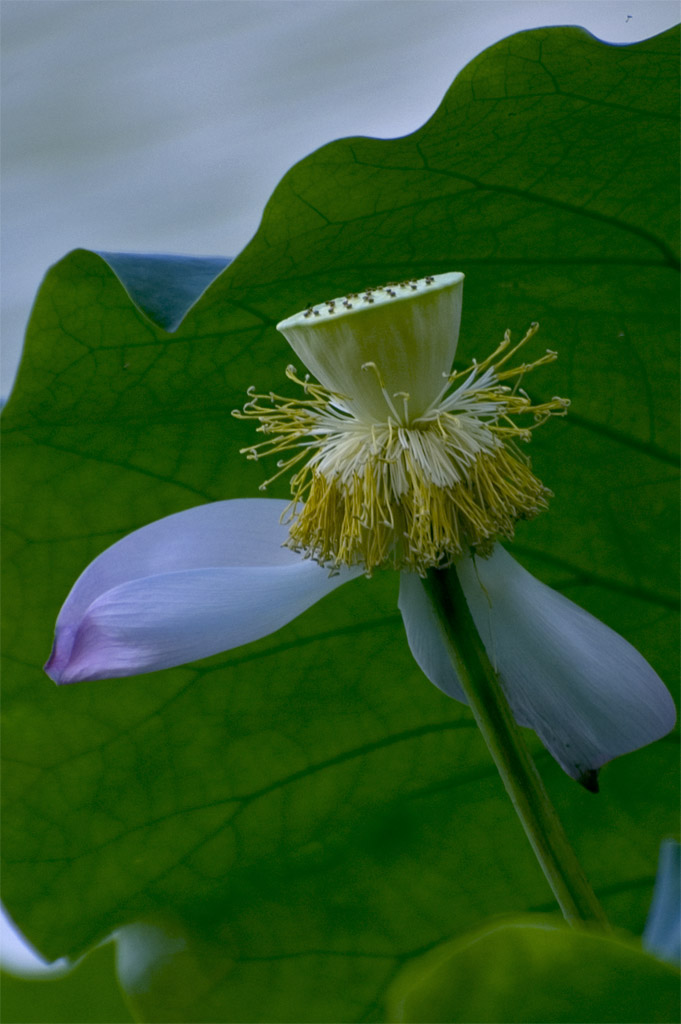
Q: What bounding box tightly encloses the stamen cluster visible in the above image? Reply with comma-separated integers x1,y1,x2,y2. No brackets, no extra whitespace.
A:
234,321,568,575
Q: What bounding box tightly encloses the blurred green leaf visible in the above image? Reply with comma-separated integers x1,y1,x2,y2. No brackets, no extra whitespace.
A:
2,24,678,1024
388,916,681,1023
0,943,133,1024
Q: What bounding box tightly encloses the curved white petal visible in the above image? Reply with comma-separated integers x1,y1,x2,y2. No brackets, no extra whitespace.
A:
398,572,467,703
456,546,677,781
399,547,676,782
46,499,359,684
52,499,296,628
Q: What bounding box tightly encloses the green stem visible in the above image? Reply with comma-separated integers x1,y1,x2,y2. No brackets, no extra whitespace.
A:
423,567,610,928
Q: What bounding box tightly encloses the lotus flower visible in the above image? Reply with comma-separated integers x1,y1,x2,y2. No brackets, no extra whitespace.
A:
45,273,676,786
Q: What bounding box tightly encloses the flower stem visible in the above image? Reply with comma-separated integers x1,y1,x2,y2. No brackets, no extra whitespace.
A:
422,567,610,928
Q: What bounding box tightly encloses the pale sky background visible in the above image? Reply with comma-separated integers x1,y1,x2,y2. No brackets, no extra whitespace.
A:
1,0,678,973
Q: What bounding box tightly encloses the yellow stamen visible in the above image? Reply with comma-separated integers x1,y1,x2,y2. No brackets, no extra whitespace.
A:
233,320,568,575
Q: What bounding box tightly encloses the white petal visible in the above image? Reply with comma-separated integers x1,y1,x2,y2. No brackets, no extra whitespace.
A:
456,546,677,781
53,499,297,628
46,499,359,683
398,572,467,703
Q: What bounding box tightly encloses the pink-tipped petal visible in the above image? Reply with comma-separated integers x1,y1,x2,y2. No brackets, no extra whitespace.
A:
46,499,358,683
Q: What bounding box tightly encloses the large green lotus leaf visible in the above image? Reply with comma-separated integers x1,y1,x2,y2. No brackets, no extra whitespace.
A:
388,916,681,1023
2,24,678,1024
